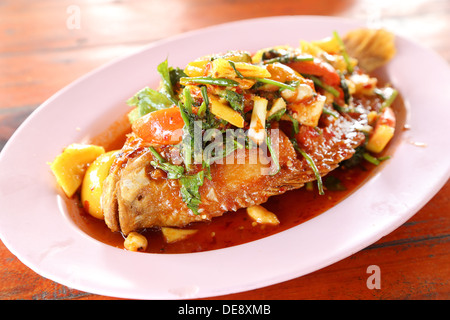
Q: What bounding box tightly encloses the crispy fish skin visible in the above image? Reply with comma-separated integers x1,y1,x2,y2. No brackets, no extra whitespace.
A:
103,130,303,235
102,112,365,235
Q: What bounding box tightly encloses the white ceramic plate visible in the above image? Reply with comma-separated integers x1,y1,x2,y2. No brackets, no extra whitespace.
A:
1,16,449,300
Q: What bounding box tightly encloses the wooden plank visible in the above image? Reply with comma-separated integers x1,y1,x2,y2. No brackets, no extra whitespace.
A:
0,43,143,109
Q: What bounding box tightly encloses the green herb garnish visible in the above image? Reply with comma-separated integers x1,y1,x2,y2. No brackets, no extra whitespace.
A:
179,170,205,215
250,77,297,91
380,88,398,111
228,60,244,79
304,74,340,97
157,59,178,104
149,146,206,214
322,107,339,119
148,147,185,179
262,55,314,65
291,138,324,195
339,73,351,104
266,129,280,176
333,31,353,74
363,152,391,166
126,87,174,122
223,89,244,114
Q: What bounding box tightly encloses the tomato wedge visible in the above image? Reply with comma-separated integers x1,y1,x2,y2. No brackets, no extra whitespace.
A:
131,106,184,145
287,58,341,87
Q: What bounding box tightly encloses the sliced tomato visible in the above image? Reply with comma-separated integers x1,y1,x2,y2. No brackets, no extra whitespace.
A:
287,58,341,87
131,106,184,145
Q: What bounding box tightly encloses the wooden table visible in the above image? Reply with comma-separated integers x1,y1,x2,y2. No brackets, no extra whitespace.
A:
0,0,448,300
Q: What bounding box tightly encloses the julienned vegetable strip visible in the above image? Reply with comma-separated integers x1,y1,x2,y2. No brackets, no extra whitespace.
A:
305,74,340,97
148,146,165,162
380,88,398,111
322,107,339,118
333,31,353,73
265,130,280,176
362,152,380,165
250,77,297,91
262,55,314,65
124,30,396,217
291,139,324,195
148,147,185,179
197,86,209,117
157,59,178,104
183,86,194,113
179,88,194,168
201,86,209,106
228,60,244,79
180,76,239,87
363,152,391,166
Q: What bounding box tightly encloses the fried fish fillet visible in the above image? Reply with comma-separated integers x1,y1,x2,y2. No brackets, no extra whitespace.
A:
102,113,365,235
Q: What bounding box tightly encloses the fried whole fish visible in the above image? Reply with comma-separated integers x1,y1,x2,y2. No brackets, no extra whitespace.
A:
99,28,397,235
102,112,365,235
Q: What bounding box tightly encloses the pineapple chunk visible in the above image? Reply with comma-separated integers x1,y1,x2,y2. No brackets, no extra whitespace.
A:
266,62,303,83
81,150,120,220
210,58,271,79
49,144,105,197
367,111,378,125
288,94,326,127
300,40,325,58
300,40,355,73
252,45,291,64
311,36,341,54
366,125,395,153
161,227,198,243
366,107,396,153
247,205,280,225
348,73,377,95
184,60,209,77
209,95,245,128
267,97,286,119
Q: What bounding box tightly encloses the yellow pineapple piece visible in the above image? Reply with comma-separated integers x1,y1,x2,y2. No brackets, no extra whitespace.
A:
209,95,245,128
366,125,395,153
210,58,271,79
184,60,209,77
161,227,198,243
81,150,119,219
311,36,341,54
286,94,326,127
49,144,105,197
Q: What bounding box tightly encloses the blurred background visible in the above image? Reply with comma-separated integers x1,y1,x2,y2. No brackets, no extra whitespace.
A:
0,0,448,300
1,0,449,145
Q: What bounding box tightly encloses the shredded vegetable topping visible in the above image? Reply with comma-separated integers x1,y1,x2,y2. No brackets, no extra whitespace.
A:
122,30,398,214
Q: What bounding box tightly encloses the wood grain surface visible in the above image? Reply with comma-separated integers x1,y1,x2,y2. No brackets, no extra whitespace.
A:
0,0,448,300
